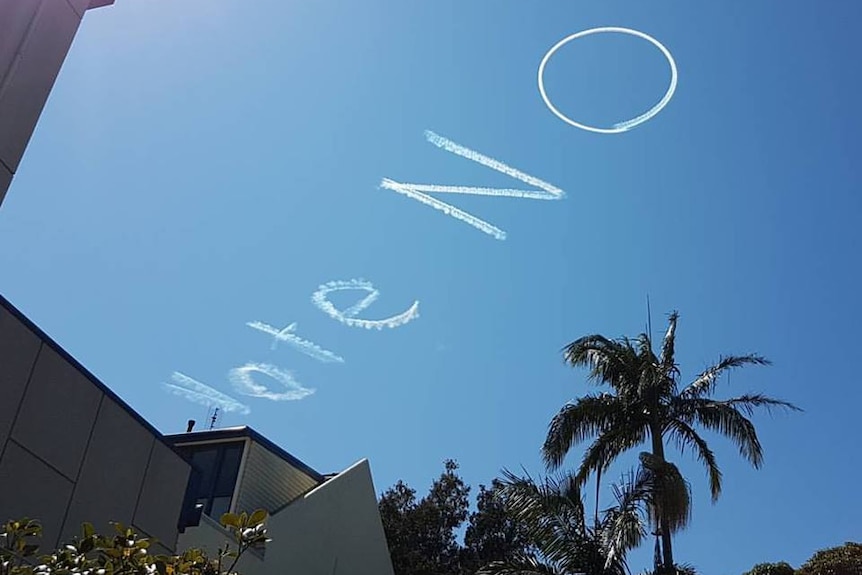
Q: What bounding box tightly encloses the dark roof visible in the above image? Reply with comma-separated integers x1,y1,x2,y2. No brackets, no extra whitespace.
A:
0,293,180,455
165,426,324,482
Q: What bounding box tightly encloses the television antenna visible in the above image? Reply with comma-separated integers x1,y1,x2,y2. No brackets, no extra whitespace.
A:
207,407,220,430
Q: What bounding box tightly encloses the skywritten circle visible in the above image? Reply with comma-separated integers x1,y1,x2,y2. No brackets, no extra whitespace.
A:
537,27,678,134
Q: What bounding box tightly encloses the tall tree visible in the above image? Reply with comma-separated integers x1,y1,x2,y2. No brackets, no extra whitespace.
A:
461,480,532,573
477,469,623,575
797,542,862,575
378,460,470,575
542,311,800,573
477,462,680,575
743,562,796,575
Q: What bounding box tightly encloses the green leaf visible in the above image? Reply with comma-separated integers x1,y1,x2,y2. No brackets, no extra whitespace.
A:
219,514,240,529
82,523,95,539
247,510,267,528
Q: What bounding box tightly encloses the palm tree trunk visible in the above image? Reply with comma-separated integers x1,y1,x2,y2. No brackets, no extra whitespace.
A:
650,423,674,572
595,466,602,530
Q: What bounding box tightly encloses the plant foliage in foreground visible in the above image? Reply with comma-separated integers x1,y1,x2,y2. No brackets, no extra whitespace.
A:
0,511,269,575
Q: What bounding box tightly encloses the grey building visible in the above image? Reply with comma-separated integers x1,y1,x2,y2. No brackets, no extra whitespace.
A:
0,294,395,573
1,0,115,206
170,428,395,574
0,295,190,553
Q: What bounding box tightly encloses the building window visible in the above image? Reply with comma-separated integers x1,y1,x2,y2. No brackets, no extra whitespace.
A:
179,442,244,520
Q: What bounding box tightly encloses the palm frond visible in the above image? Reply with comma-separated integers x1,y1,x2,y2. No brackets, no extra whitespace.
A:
665,419,723,502
601,468,651,570
477,554,563,575
573,422,649,488
721,394,802,416
636,333,656,364
677,563,699,575
638,453,692,535
558,535,626,575
563,336,641,395
497,469,589,563
680,355,771,399
633,333,668,398
677,399,764,469
542,394,626,470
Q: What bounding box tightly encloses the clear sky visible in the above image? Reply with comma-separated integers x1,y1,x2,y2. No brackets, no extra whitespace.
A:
1,1,860,573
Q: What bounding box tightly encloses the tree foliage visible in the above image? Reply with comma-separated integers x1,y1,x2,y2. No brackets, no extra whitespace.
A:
378,460,470,575
797,543,862,575
476,470,625,575
378,464,857,575
379,461,550,575
476,464,699,575
460,480,531,574
0,511,269,575
743,562,796,575
542,311,800,569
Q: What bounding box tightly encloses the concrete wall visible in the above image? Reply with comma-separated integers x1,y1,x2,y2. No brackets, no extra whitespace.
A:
177,459,394,575
0,0,113,206
0,296,189,552
266,459,394,575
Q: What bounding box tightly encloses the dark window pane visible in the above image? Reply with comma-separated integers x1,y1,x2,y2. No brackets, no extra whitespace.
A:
214,444,244,496
177,442,245,519
190,448,219,498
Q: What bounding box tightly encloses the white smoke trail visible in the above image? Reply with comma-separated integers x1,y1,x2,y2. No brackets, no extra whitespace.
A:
380,131,565,241
380,179,507,240
424,130,565,198
311,278,420,330
385,184,561,200
229,362,314,401
246,320,345,363
342,288,379,318
334,300,420,330
162,371,250,415
537,27,678,134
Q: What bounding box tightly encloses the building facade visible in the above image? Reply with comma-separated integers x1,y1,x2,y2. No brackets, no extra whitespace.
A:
0,295,190,554
170,428,395,575
0,295,395,574
0,0,115,206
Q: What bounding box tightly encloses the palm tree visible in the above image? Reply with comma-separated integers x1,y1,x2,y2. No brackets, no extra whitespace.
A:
476,469,629,575
478,455,691,575
602,452,692,574
542,311,800,573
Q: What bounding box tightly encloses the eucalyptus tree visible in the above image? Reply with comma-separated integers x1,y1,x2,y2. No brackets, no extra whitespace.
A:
542,311,799,573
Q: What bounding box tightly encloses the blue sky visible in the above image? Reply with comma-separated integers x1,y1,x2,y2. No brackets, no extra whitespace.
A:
1,0,860,572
